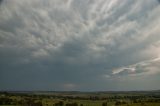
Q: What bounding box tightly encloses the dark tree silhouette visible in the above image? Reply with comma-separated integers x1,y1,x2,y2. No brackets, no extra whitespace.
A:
80,104,83,106
102,102,108,106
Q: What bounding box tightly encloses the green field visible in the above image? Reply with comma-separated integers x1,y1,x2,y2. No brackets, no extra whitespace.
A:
0,91,160,106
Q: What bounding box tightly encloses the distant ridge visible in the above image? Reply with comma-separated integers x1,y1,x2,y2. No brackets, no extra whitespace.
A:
0,89,160,94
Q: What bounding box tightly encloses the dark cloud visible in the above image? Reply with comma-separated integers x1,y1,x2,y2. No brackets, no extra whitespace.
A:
0,0,160,91
0,0,3,4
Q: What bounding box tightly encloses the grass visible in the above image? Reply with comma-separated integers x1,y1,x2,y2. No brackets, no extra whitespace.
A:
1,91,160,106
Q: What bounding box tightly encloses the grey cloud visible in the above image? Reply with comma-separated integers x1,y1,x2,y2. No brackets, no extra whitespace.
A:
0,0,160,91
70,0,95,20
0,0,3,4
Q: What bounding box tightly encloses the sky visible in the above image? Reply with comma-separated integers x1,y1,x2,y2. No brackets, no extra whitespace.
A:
0,0,160,91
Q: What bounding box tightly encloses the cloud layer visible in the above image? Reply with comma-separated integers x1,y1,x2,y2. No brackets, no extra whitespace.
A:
0,0,160,91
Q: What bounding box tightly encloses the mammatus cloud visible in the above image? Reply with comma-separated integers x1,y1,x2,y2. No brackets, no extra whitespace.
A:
0,0,160,91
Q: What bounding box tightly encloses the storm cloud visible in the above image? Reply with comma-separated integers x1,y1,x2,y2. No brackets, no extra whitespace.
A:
0,0,160,91
0,0,3,4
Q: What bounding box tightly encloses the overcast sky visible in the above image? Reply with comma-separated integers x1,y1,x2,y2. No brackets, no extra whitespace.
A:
0,0,160,91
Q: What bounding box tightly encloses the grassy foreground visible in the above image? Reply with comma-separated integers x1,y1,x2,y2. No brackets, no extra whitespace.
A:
0,91,160,106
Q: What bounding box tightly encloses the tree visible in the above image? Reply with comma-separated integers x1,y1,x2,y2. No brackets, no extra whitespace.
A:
80,104,83,106
102,102,108,106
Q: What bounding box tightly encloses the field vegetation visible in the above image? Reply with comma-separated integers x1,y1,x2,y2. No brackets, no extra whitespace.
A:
0,91,160,106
